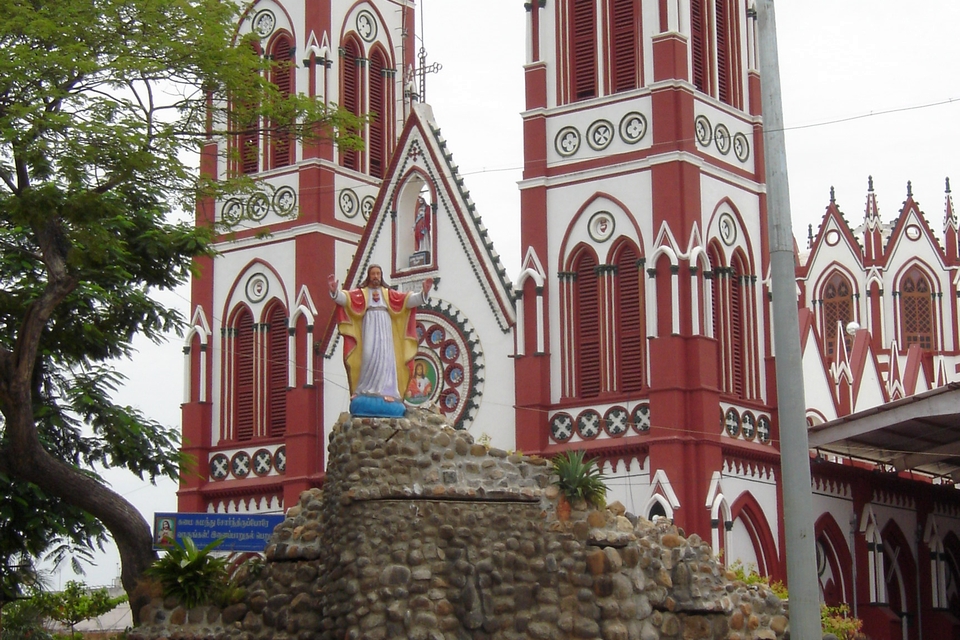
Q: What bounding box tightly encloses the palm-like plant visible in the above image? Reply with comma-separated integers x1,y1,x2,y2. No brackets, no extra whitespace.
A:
145,537,228,608
551,450,608,509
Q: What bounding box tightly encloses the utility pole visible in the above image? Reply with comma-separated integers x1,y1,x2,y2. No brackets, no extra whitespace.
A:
755,1,822,637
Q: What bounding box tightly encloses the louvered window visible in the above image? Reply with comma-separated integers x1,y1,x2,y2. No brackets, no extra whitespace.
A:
616,246,644,391
690,0,709,94
729,258,746,399
270,35,294,169
715,0,730,104
571,0,598,101
576,252,602,397
609,0,638,93
901,268,934,350
238,42,262,175
369,49,388,179
265,305,288,437
822,273,853,357
708,247,726,391
341,38,362,171
233,308,255,441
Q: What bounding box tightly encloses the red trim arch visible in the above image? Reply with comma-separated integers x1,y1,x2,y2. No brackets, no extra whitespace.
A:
814,266,858,359
566,244,602,398
706,197,757,276
730,492,781,581
893,261,939,352
558,192,646,263
815,513,854,606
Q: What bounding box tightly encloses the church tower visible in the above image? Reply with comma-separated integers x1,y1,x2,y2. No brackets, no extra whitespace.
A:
179,0,415,513
515,1,783,576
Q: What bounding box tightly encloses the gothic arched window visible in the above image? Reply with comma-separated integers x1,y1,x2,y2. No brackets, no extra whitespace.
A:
614,243,644,391
264,303,288,438
269,33,295,169
569,0,598,101
900,267,934,350
691,0,741,108
368,47,390,179
340,36,363,171
236,41,263,175
232,307,255,441
729,253,747,399
822,272,854,357
608,0,639,94
574,250,601,397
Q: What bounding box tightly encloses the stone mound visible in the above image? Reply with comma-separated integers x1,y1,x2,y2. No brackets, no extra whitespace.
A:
131,408,788,640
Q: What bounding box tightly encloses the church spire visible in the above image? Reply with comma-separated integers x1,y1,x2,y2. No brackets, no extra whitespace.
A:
944,177,958,265
863,176,883,265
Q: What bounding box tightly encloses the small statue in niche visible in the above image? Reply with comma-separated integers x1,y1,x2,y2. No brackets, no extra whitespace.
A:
409,195,432,267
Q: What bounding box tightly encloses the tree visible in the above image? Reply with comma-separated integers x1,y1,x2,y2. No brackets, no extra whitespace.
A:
0,0,361,621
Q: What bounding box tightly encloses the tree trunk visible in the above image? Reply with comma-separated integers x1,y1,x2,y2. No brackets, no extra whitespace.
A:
3,405,157,624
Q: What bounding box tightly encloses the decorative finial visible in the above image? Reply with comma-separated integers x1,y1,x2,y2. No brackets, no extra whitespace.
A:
807,224,814,248
830,186,835,204
947,177,951,194
868,175,874,192
907,181,913,198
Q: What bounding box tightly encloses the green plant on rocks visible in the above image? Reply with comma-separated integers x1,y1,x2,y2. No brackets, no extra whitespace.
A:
551,450,608,508
145,537,228,608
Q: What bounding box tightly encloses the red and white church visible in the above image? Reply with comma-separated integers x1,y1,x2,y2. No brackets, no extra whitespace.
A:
176,1,960,637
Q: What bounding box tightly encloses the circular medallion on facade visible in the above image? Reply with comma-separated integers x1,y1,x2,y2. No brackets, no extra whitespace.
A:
550,412,574,443
586,120,615,151
361,195,376,221
445,363,464,386
588,211,616,243
439,339,460,363
252,449,274,476
247,192,271,221
724,408,741,437
426,324,446,348
719,212,737,246
231,451,251,478
356,10,378,42
733,132,750,162
245,273,269,303
757,416,771,444
222,198,244,224
604,406,629,437
210,453,229,480
273,186,297,216
631,403,651,433
619,112,648,144
905,224,922,241
405,354,440,406
439,388,460,414
825,229,840,246
415,322,427,343
576,409,602,440
339,188,359,218
695,115,712,147
409,304,483,430
274,445,287,473
252,9,276,37
714,124,732,155
741,412,756,441
555,126,581,157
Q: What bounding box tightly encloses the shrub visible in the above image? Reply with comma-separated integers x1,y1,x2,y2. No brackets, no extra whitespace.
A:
551,450,607,509
145,537,228,608
821,604,865,640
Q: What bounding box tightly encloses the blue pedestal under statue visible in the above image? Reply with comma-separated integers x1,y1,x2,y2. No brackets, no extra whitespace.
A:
350,394,407,418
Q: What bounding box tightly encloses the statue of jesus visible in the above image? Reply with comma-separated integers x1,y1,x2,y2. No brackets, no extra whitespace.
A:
328,265,433,416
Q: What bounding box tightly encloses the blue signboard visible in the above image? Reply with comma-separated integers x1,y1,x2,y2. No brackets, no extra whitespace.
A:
153,512,285,552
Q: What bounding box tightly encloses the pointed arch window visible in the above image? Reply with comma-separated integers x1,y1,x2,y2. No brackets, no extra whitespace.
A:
268,34,295,169
900,267,934,350
569,0,598,101
232,307,255,441
368,47,390,179
340,36,363,171
729,254,746,399
614,244,644,391
235,41,264,175
822,272,854,357
690,0,742,108
574,250,602,397
865,521,887,603
265,303,288,438
608,0,639,94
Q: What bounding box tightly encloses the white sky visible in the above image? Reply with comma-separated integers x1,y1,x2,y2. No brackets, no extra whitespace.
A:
66,0,960,587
